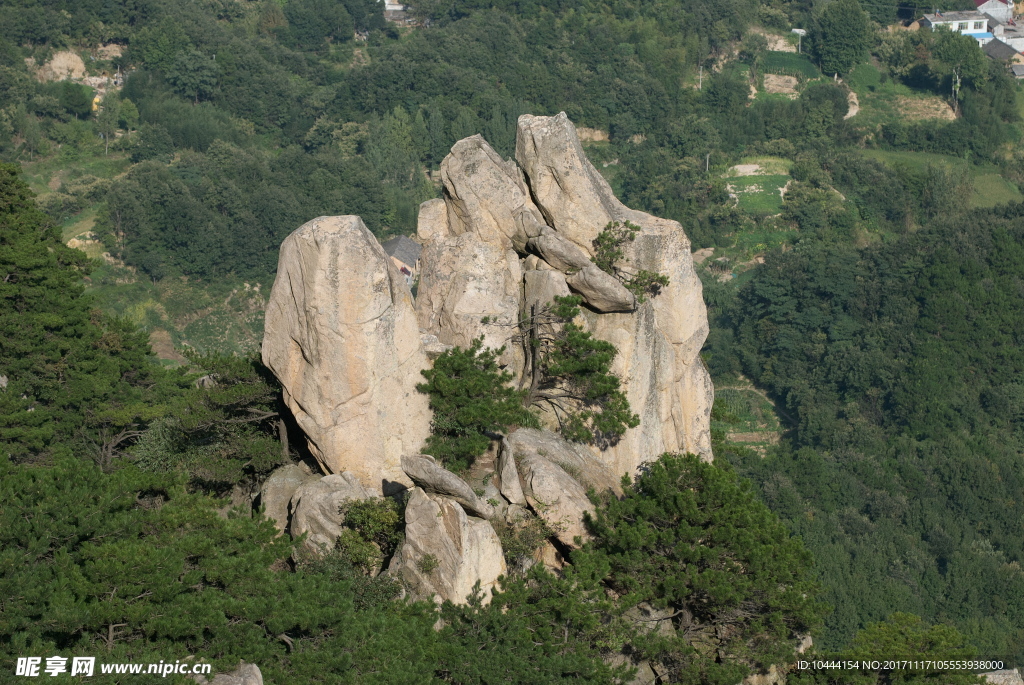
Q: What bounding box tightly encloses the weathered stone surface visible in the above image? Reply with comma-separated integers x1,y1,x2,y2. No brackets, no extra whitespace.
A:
440,135,543,251
258,464,318,534
983,670,1024,685
290,472,372,552
526,227,590,272
565,264,636,313
525,228,635,312
497,437,527,505
507,428,623,496
195,663,263,685
517,453,595,548
523,270,570,319
482,480,507,517
262,216,431,492
414,232,523,370
516,113,714,472
516,112,625,255
389,488,506,604
420,333,453,360
401,454,495,519
416,197,451,243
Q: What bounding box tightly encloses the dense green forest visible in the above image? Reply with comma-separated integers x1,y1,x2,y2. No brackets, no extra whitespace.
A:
4,0,1024,679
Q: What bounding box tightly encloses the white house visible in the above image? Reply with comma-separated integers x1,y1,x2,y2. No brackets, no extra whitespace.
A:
977,0,1014,24
921,10,994,44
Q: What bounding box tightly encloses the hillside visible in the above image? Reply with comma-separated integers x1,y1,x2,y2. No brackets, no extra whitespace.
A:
4,0,1024,680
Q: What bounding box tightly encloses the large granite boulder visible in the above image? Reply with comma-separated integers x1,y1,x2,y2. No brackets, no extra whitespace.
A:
258,464,319,534
290,472,373,553
496,437,526,506
439,134,543,251
517,453,595,549
414,231,523,371
262,215,431,493
516,113,714,473
507,428,622,497
401,454,495,519
388,488,506,604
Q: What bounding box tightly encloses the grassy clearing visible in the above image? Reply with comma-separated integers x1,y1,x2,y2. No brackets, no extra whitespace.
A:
711,387,782,452
762,52,819,79
861,148,968,172
733,224,797,255
21,152,130,199
728,174,789,214
971,173,1023,208
727,156,792,176
846,63,953,128
860,149,1022,208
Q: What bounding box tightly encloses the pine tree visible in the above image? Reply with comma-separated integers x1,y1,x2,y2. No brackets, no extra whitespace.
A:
520,296,639,446
581,453,825,683
0,164,183,464
417,338,538,469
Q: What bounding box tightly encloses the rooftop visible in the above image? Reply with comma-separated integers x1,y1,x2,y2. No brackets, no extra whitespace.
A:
923,10,988,22
984,38,1019,59
382,235,422,267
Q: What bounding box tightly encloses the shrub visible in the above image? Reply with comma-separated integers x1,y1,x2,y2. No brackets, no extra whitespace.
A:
417,338,538,469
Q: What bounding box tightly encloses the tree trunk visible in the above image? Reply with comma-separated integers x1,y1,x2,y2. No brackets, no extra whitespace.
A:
278,418,289,460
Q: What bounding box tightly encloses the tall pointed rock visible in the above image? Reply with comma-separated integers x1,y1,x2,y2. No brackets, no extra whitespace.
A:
516,113,714,471
262,216,431,493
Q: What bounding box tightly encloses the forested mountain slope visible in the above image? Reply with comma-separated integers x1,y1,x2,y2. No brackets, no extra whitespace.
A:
3,0,1024,678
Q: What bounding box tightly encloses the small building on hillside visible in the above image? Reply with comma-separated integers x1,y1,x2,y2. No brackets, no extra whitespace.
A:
983,37,1024,62
921,10,994,43
382,235,422,284
991,19,1024,48
977,0,1014,24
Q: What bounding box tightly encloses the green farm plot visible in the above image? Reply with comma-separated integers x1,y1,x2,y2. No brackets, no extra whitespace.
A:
762,52,819,80
845,63,955,129
971,173,1023,208
861,150,1022,208
711,387,782,453
728,174,789,214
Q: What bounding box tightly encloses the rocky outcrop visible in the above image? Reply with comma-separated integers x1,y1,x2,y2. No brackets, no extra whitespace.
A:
517,453,595,549
401,454,495,519
439,135,541,251
262,112,714,604
414,232,523,370
262,215,431,493
290,472,372,552
195,663,263,685
258,463,319,534
413,113,712,477
496,438,526,506
389,488,506,604
507,428,622,496
516,113,713,473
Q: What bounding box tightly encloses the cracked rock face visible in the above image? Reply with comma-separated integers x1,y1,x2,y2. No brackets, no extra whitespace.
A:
388,488,506,605
262,112,712,508
418,113,713,475
262,216,430,492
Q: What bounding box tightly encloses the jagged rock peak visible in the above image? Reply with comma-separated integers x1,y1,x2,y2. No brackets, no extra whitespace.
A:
262,215,431,493
416,113,714,474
